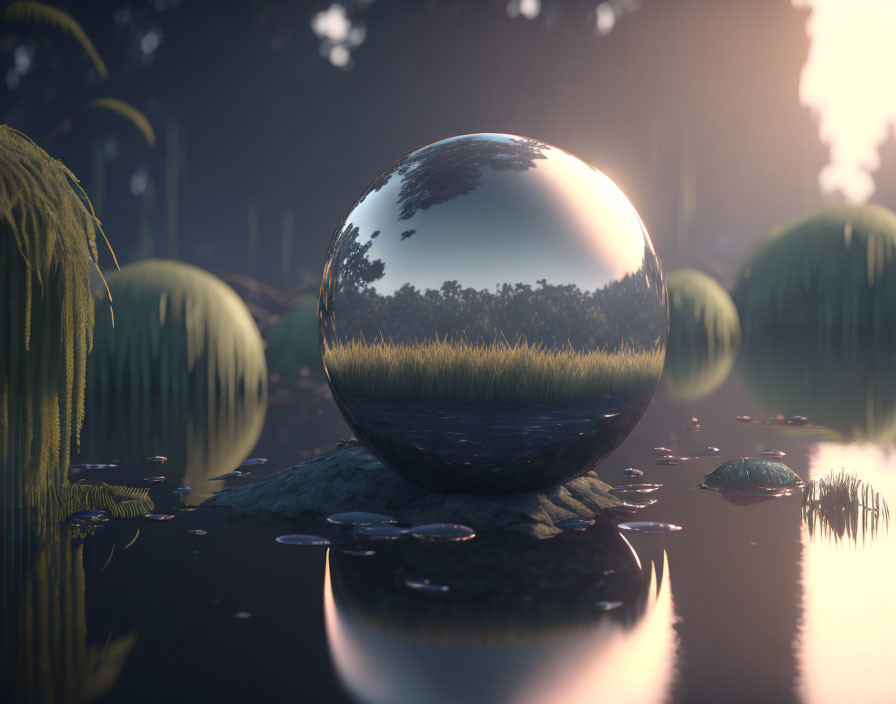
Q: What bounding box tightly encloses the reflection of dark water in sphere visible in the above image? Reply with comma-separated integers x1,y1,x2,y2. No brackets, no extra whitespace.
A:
320,133,667,493
335,395,650,494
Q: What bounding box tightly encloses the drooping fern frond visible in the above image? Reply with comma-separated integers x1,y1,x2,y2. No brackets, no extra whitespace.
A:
5,1,108,79
0,125,101,495
46,98,157,147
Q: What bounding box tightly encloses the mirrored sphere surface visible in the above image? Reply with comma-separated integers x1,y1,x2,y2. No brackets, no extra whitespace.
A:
320,133,667,494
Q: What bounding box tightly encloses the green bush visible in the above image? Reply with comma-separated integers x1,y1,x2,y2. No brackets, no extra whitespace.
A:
663,269,739,400
265,293,320,377
734,204,896,341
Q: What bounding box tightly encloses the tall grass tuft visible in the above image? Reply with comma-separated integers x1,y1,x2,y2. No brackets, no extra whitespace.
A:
802,470,889,543
324,338,664,405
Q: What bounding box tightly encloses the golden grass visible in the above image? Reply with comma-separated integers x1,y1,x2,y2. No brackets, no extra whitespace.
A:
323,338,664,404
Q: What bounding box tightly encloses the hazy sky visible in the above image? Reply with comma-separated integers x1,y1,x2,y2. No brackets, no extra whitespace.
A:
347,136,651,295
5,1,896,288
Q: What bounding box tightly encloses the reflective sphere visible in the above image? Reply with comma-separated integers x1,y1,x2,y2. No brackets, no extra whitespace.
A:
320,133,667,494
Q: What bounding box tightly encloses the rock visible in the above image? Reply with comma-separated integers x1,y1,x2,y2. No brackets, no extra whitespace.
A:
203,441,622,538
701,458,805,491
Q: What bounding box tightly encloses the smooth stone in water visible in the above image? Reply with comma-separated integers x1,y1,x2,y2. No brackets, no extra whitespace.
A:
144,513,175,521
610,484,662,496
404,579,450,593
594,600,624,611
618,521,682,533
410,523,476,542
342,549,377,557
173,487,191,494
326,511,397,526
275,534,331,546
144,476,166,483
239,458,268,467
144,456,168,464
757,450,787,458
187,529,208,535
695,447,720,457
651,446,673,456
69,509,108,525
701,458,805,492
355,525,410,541
622,467,644,477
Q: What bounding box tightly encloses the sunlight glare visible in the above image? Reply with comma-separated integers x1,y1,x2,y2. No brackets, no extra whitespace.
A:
794,0,896,203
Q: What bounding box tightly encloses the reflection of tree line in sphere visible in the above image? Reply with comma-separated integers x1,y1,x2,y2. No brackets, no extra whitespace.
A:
323,337,663,404
325,228,665,352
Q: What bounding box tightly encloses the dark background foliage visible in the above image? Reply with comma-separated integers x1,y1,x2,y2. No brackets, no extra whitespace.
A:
4,0,894,291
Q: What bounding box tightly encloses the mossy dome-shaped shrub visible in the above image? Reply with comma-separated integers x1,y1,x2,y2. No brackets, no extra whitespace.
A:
0,125,103,489
88,259,267,415
85,260,268,495
663,269,740,400
264,293,320,377
734,204,896,340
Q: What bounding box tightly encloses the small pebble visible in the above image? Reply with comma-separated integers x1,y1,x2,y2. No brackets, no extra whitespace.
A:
651,446,673,456
758,450,787,458
187,529,208,535
594,600,624,611
239,458,268,467
695,447,720,457
144,456,168,464
405,579,450,593
735,415,752,423
234,612,251,619
173,487,191,494
326,511,397,526
275,534,330,546
410,523,476,542
655,457,684,466
618,521,683,533
69,509,108,525
355,524,409,541
144,513,175,521
622,468,644,477
144,476,167,483
342,549,376,557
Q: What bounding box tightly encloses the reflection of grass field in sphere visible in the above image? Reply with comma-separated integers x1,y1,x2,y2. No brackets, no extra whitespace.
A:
323,338,664,404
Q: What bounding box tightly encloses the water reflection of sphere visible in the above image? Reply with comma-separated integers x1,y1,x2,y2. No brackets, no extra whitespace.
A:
320,134,667,494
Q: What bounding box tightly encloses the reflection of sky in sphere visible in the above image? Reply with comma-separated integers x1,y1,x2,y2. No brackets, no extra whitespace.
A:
347,134,650,295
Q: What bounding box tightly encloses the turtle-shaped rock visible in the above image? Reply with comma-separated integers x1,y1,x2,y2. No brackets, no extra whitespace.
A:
700,458,805,494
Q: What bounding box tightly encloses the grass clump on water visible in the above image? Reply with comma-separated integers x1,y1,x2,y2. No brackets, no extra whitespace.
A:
323,338,664,405
802,470,889,543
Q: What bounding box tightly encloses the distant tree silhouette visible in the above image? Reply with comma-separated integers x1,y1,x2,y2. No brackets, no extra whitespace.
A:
326,239,665,352
363,135,549,222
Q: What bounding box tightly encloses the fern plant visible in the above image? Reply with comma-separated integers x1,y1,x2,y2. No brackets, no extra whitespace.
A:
0,125,104,494
5,1,108,78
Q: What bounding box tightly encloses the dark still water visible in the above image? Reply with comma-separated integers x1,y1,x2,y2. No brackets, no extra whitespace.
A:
6,368,895,704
